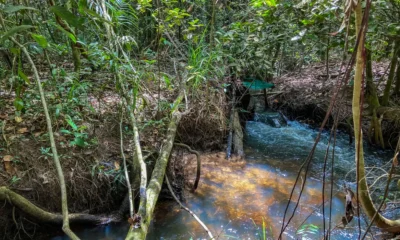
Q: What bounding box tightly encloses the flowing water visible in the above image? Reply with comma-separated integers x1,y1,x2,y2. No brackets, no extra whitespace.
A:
52,120,394,240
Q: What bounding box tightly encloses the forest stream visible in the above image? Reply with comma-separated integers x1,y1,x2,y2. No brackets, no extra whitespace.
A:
52,119,393,240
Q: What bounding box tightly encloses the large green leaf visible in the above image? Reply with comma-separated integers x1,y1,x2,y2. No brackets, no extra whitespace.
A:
2,5,38,14
49,22,77,43
49,6,84,28
0,25,34,43
18,69,30,84
31,34,48,48
14,98,24,111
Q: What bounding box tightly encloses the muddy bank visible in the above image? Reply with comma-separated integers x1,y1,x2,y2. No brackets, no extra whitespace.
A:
0,82,228,240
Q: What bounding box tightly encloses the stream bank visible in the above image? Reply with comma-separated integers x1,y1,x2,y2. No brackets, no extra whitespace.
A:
1,61,398,239
240,61,400,149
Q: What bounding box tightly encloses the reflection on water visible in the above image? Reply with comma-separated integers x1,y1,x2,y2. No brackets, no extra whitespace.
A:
53,120,392,240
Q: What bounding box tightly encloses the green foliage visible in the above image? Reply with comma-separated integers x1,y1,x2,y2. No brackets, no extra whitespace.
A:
187,34,225,88
31,34,48,49
165,8,190,27
60,115,91,148
1,5,38,14
49,6,84,28
49,22,76,43
9,176,21,185
0,25,35,43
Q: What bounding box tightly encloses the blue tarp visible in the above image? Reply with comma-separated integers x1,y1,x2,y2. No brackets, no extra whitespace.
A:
242,79,274,90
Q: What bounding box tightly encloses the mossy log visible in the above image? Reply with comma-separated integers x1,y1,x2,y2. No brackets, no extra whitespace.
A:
0,187,113,225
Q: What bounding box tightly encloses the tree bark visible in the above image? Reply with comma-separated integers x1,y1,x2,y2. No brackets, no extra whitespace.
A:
125,94,183,240
353,2,400,233
381,40,400,106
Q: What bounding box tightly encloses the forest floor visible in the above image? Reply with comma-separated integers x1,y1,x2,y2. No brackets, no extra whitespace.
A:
272,61,389,122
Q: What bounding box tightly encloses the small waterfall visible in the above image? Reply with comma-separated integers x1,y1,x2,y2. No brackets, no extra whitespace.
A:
253,111,287,128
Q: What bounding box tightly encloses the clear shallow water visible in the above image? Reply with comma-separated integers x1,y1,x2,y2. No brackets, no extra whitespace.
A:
53,120,393,240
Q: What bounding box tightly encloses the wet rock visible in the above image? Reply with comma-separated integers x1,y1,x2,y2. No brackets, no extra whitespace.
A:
254,111,287,128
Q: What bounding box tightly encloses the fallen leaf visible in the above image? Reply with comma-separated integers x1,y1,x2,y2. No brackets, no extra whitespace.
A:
34,132,43,137
15,116,23,123
84,150,93,155
17,128,29,134
3,155,16,175
3,155,12,162
114,161,120,171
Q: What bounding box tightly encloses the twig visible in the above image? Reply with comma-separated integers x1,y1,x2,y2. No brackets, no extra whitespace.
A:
174,143,201,192
1,120,9,150
165,175,214,239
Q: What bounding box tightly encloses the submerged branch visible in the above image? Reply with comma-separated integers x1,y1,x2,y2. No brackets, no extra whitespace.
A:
165,175,214,239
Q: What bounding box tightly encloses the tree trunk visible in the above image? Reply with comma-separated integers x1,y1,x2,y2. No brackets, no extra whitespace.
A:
381,40,400,106
365,48,384,148
125,94,183,240
353,2,400,233
394,61,400,95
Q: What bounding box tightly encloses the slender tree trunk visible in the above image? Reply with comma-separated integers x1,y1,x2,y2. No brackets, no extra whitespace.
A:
353,2,400,233
394,61,400,95
381,40,400,106
48,0,83,73
4,35,80,240
366,48,384,148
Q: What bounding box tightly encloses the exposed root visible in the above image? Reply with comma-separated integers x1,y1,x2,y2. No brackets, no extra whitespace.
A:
174,143,201,192
0,187,115,225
